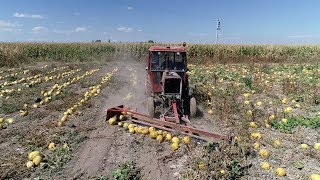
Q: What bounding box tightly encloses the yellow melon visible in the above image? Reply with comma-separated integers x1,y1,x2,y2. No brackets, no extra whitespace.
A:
28,151,40,161
259,149,269,158
172,137,180,144
150,131,158,139
48,142,55,150
32,155,42,166
171,143,179,150
165,133,172,141
275,168,286,176
26,161,34,168
108,117,117,125
261,162,270,170
183,136,191,144
157,135,164,143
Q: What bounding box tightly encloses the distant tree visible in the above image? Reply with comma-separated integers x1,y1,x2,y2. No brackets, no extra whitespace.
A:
148,40,154,43
95,40,101,43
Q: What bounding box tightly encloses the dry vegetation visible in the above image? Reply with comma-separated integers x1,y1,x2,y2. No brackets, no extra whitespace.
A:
1,42,320,67
184,63,320,179
0,60,117,179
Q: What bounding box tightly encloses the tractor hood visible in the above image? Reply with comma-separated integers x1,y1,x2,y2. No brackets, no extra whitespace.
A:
161,71,181,82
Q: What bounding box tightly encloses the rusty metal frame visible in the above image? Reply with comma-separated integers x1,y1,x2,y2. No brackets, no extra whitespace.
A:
106,105,228,142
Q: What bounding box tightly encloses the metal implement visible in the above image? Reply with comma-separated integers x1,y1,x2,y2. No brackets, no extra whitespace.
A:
106,105,228,142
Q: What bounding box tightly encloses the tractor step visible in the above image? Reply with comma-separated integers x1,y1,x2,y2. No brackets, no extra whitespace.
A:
106,105,229,142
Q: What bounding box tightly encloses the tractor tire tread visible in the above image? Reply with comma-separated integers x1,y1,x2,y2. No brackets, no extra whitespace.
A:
190,97,196,118
147,97,155,117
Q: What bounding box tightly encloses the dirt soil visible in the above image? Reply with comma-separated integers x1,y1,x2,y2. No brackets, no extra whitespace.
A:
49,56,222,180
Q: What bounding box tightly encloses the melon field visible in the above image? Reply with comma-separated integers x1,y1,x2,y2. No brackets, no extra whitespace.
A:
0,43,319,180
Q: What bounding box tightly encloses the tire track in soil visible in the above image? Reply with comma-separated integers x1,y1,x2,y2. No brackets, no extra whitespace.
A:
58,58,176,180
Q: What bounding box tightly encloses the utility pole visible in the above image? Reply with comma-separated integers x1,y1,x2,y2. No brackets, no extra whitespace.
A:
215,18,222,44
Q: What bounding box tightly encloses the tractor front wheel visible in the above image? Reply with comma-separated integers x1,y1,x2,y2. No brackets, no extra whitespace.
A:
190,97,197,118
147,97,155,117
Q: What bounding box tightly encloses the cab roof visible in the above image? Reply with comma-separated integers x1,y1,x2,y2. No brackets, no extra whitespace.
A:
148,46,186,52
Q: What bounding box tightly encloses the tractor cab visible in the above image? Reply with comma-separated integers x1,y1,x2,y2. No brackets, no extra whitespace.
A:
147,46,187,94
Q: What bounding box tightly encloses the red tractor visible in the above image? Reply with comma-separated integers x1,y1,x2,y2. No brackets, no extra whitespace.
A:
106,44,227,141
145,45,196,120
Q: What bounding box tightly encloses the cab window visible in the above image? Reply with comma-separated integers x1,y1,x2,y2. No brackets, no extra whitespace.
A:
151,51,186,71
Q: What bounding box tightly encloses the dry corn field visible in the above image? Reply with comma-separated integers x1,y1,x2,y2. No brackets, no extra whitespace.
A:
0,43,319,180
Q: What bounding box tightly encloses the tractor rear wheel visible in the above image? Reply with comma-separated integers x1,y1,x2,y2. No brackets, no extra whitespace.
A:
145,74,151,96
147,97,155,117
190,97,197,118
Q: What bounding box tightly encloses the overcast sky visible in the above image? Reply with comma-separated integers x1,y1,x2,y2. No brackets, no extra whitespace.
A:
0,0,320,44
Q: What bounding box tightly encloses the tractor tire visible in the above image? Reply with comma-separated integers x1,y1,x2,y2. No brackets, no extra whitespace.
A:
147,97,155,117
190,97,197,118
145,74,151,96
